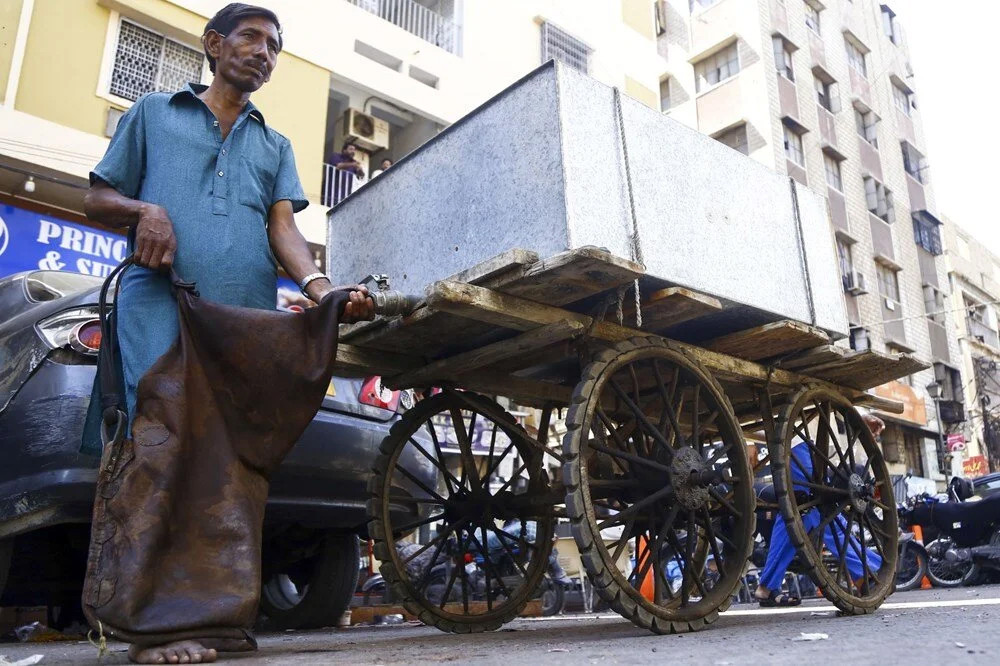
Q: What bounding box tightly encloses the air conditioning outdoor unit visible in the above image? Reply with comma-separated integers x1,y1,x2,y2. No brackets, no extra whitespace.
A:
340,108,390,151
845,270,868,295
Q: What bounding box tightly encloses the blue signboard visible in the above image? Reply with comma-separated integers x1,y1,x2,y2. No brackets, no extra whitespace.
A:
0,202,127,279
1,202,302,296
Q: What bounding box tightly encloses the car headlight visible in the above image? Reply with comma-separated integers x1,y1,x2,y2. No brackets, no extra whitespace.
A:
36,308,103,356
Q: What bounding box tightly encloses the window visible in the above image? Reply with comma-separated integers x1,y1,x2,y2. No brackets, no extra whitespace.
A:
957,235,971,260
805,1,822,34
540,21,591,74
934,363,963,403
714,123,749,155
824,153,843,191
893,81,915,116
912,214,942,255
783,123,805,166
814,74,837,112
882,5,901,45
694,43,740,92
837,237,853,283
655,1,667,36
864,177,894,223
660,77,672,112
901,142,928,183
109,19,204,102
773,36,795,81
854,106,878,147
877,263,900,302
845,36,868,78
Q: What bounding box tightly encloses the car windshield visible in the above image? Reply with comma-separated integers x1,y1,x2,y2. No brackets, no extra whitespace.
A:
975,477,1000,498
24,271,103,302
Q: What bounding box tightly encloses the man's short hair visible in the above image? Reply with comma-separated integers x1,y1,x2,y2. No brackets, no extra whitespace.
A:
203,3,283,74
342,140,357,151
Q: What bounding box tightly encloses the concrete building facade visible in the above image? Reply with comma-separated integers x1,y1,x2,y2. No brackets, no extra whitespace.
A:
942,215,1000,475
654,0,962,482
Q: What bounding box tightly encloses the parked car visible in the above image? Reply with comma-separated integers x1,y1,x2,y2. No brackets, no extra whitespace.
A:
973,472,1000,499
0,269,436,630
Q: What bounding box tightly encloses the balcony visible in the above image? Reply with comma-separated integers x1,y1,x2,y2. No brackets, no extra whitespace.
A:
346,0,460,55
322,164,361,207
968,318,1000,349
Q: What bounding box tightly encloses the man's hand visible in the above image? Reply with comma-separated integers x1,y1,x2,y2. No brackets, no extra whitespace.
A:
862,413,885,438
134,204,177,271
305,280,375,323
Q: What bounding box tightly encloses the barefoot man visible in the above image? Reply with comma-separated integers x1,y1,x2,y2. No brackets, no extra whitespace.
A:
84,4,373,662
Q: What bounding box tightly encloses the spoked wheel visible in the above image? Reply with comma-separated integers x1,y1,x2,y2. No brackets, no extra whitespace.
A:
773,386,898,615
563,337,756,634
368,390,560,633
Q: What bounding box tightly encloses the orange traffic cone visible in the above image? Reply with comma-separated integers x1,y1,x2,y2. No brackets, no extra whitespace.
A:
912,525,932,589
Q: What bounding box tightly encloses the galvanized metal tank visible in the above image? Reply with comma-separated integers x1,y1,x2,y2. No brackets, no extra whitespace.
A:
327,61,847,339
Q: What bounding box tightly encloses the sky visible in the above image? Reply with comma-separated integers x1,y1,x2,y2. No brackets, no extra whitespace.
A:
899,2,1000,255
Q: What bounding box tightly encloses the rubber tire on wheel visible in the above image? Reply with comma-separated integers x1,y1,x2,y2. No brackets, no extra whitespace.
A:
368,391,556,634
895,540,928,592
0,539,11,601
540,579,565,616
563,336,756,635
260,533,361,629
773,386,898,616
925,539,977,588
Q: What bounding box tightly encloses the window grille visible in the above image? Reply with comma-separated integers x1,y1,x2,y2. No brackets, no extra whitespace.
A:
694,42,739,92
540,22,591,74
783,124,804,166
772,37,794,81
912,215,942,255
854,107,878,147
110,19,204,102
893,82,914,116
876,263,900,302
824,153,843,191
845,37,867,78
837,238,853,281
805,2,821,34
901,142,928,183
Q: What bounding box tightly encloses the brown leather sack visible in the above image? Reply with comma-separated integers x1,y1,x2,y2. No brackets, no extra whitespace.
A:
83,265,348,649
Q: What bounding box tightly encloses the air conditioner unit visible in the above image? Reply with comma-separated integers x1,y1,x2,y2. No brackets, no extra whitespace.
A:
845,270,868,295
340,108,390,151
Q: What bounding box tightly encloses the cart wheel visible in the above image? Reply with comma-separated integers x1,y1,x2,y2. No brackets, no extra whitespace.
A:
563,337,756,634
772,386,898,615
368,391,559,633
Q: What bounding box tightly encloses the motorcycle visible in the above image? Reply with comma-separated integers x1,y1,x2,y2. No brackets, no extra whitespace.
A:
901,479,1000,588
894,525,929,592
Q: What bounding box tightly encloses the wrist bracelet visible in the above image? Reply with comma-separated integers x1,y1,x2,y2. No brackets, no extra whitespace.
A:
298,272,328,297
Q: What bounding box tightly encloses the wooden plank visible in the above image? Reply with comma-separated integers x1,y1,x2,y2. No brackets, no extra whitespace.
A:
777,344,851,371
807,350,929,391
385,320,585,388
705,320,831,361
498,246,645,306
331,343,423,377
445,247,540,287
424,280,893,406
628,286,723,332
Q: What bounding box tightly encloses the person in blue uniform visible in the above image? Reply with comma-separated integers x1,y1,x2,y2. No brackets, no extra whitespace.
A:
755,414,885,607
84,4,373,663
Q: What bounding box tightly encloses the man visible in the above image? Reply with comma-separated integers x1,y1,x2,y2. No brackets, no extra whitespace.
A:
330,141,366,179
371,158,393,179
84,4,372,662
754,413,886,606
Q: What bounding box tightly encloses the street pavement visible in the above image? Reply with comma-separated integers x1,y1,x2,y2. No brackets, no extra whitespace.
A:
1,586,997,665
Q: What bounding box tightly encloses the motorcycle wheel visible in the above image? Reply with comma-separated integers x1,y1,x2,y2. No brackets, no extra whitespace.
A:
540,578,565,616
925,539,975,588
895,540,928,592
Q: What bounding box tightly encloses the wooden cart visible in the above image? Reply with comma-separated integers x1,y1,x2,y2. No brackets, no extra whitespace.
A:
341,247,925,635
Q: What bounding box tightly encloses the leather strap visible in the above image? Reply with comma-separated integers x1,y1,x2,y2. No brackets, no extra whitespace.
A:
97,256,199,438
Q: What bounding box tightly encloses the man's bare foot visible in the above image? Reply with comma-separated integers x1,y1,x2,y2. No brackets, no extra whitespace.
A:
128,640,218,664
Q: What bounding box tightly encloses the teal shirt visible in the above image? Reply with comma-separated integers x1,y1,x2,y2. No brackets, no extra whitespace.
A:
90,83,307,417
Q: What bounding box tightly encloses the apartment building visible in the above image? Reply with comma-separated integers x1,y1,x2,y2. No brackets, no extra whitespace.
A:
0,0,664,280
654,0,962,481
941,216,1000,475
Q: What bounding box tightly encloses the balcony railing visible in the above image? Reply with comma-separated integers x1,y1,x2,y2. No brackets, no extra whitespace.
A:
322,164,362,208
346,0,459,55
968,318,1000,349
